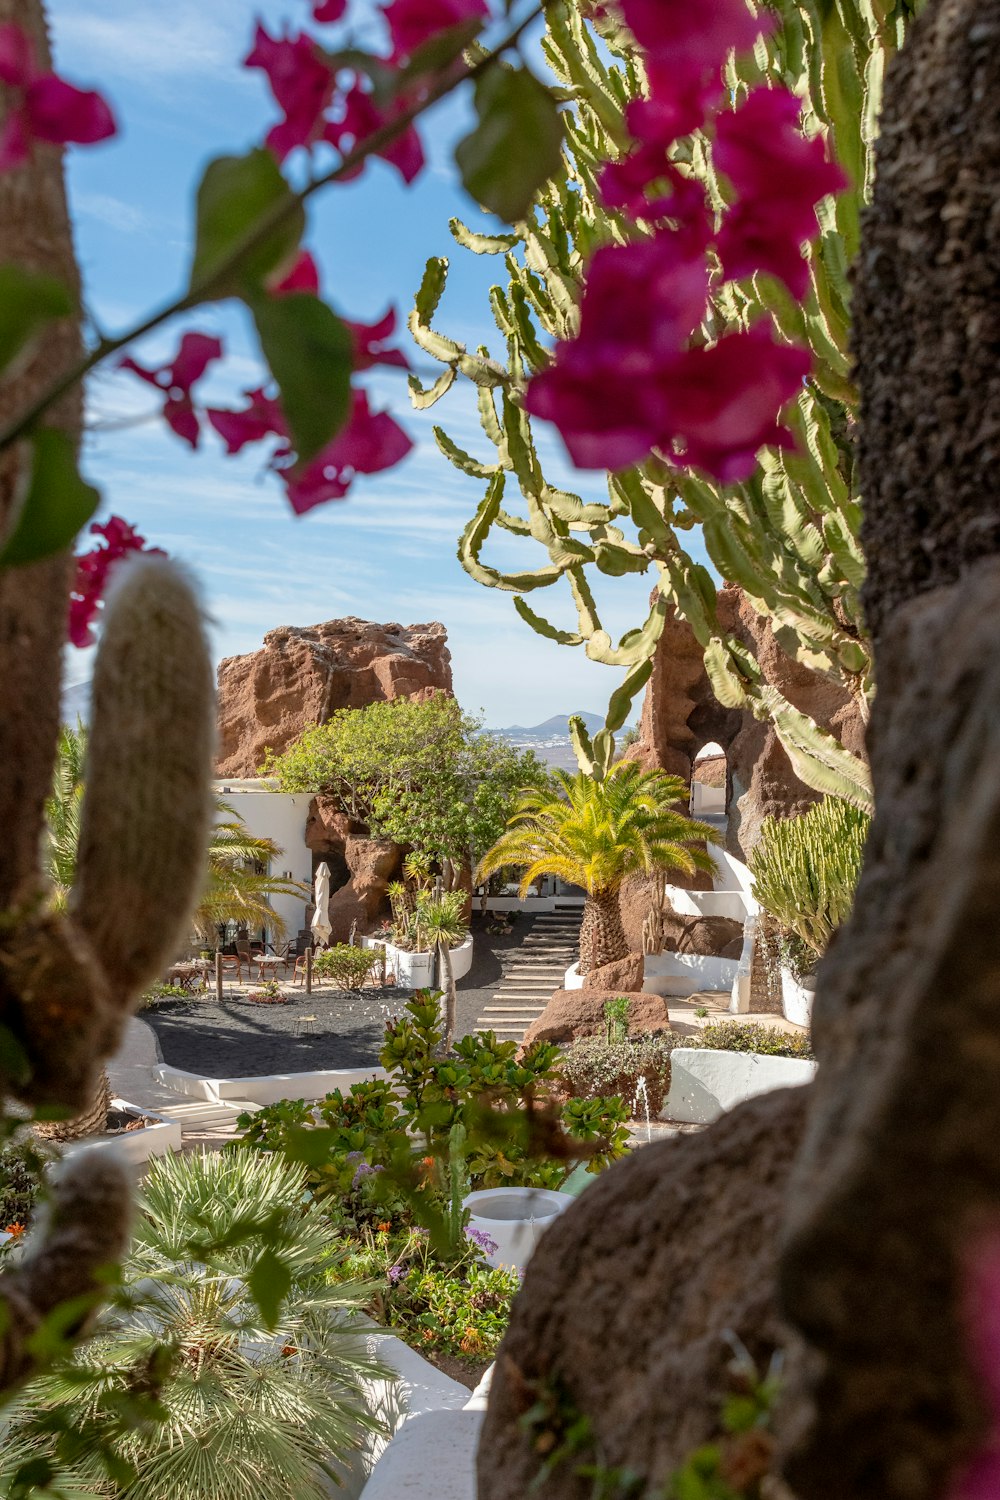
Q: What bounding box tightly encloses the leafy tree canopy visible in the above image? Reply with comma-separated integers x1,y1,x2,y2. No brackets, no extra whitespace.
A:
265,694,551,869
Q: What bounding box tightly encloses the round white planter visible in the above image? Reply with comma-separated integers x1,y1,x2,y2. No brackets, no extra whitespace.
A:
780,966,816,1028
391,946,437,990
464,1186,574,1273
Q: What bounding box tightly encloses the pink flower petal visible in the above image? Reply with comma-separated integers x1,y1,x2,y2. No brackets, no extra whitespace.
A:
381,0,488,61
313,0,348,19
163,398,201,449
619,0,770,70
0,23,34,87
245,24,334,159
207,389,286,454
326,82,425,183
69,516,162,646
346,308,409,370
170,332,224,391
270,250,321,296
26,75,116,146
283,389,412,514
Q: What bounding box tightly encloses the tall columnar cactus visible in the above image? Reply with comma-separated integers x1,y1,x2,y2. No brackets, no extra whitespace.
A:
411,0,922,807
0,0,216,1398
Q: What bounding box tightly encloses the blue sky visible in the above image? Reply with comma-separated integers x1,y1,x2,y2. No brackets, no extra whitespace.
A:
50,0,656,727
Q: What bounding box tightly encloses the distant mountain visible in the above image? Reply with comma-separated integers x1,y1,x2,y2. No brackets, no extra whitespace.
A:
61,678,91,725
496,710,607,739
492,711,635,770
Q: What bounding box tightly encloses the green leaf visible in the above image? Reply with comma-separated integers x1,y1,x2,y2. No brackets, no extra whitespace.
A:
249,292,353,462
248,1245,292,1330
0,266,73,376
0,428,100,567
455,66,564,222
190,149,305,297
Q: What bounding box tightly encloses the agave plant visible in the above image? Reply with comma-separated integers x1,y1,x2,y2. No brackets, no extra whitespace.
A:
0,1150,390,1500
478,762,720,973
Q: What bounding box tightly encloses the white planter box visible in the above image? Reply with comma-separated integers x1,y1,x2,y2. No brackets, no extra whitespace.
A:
155,1063,386,1107
61,1099,182,1165
565,953,739,997
448,933,474,983
391,946,437,990
780,967,815,1028
663,1048,816,1124
464,1186,574,1273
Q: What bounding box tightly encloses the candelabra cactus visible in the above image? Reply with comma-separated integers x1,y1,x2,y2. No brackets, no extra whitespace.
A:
0,0,215,1398
411,0,921,806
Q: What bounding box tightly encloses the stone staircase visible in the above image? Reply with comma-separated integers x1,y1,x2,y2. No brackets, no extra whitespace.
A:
475,906,583,1043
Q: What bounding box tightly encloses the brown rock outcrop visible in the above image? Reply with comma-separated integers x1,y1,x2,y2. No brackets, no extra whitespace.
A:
215,617,453,776
583,952,644,992
324,837,401,945
521,989,670,1049
478,1088,809,1499
662,910,744,960
626,588,866,857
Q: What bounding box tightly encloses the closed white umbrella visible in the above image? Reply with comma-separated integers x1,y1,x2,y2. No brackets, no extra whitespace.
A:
310,862,333,949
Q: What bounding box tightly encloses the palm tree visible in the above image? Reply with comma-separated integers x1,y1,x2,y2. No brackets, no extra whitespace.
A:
197,803,305,943
43,720,87,910
0,1150,390,1499
416,889,468,1050
477,762,722,974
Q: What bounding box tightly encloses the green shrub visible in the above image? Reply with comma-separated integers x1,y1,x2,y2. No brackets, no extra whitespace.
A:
749,797,869,977
696,1020,814,1060
236,994,630,1247
0,1150,388,1500
0,1138,50,1234
312,943,383,990
559,1034,679,1116
330,1222,518,1365
139,982,190,1009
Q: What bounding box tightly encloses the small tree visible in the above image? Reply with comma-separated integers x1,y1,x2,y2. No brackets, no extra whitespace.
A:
415,890,469,1050
267,695,552,881
478,762,721,973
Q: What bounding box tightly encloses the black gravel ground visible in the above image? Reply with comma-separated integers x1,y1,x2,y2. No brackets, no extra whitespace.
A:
146,913,542,1079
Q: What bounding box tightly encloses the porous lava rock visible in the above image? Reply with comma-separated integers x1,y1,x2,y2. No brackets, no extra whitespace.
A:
664,910,745,960
521,989,669,1048
478,1087,809,1499
324,837,401,944
583,951,644,992
215,617,452,776
625,588,865,856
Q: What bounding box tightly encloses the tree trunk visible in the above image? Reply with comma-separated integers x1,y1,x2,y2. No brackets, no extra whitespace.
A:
0,0,83,913
439,940,456,1051
34,1068,111,1142
579,890,628,975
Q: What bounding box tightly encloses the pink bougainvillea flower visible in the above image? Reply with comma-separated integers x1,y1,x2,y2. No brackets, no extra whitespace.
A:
0,21,115,172
313,0,348,20
244,24,334,160
269,249,321,296
618,0,770,74
283,389,413,514
660,323,809,482
207,388,285,454
346,308,409,370
714,87,848,296
68,517,163,648
381,0,488,62
626,61,721,150
948,1230,1000,1499
324,80,425,183
119,332,224,449
525,236,708,469
600,154,710,247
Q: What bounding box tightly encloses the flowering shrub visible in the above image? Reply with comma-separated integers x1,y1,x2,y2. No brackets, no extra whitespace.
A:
559,1034,678,1117
0,1138,50,1236
235,993,629,1241
696,1020,814,1060
330,1220,518,1367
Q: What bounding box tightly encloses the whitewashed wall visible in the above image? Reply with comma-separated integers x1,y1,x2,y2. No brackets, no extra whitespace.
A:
213,778,313,935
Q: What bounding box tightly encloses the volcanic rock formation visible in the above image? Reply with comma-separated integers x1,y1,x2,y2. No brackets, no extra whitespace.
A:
215,617,452,777
626,586,866,856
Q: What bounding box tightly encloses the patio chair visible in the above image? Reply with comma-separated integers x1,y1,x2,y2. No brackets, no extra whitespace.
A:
218,952,242,985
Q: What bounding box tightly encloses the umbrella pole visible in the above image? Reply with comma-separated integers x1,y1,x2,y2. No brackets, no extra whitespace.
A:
306,946,312,995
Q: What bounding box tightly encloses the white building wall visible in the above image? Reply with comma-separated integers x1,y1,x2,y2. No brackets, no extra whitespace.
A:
213,779,313,936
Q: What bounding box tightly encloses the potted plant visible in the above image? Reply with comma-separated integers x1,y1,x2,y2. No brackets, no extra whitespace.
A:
749,797,870,1026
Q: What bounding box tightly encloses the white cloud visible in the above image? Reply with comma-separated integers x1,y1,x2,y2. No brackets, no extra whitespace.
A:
74,191,152,235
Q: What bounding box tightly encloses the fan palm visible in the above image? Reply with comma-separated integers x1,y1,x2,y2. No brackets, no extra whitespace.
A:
477,762,721,973
0,1150,390,1500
